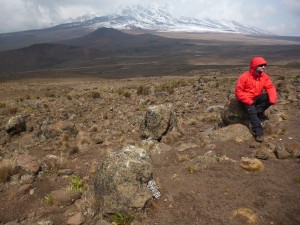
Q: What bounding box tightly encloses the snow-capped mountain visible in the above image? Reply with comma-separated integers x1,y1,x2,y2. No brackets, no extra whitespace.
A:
55,5,272,35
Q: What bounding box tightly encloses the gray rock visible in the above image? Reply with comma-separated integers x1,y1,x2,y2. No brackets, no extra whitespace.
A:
205,124,252,142
221,98,248,126
140,104,177,141
42,155,62,173
20,174,35,184
38,121,78,139
274,145,291,159
5,115,27,136
185,151,218,172
66,212,85,225
205,105,224,113
94,145,153,214
16,154,40,175
94,220,111,225
17,184,31,194
285,142,300,158
4,221,19,225
255,147,273,160
49,189,81,206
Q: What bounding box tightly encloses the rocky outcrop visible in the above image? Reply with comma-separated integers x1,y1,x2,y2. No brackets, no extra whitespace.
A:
140,104,177,141
94,145,153,214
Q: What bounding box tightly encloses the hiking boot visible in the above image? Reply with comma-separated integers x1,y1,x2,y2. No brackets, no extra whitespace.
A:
255,135,264,143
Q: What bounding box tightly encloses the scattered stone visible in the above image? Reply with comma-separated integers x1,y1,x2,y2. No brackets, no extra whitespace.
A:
3,221,20,225
249,143,261,148
239,157,264,172
94,145,153,214
274,145,291,159
20,174,35,184
16,154,40,175
285,142,300,158
176,142,199,152
66,212,85,225
49,189,81,207
185,151,218,172
58,169,74,176
5,115,27,136
205,105,224,113
17,184,31,194
206,124,252,142
38,121,78,139
42,155,64,173
94,220,111,225
255,147,273,160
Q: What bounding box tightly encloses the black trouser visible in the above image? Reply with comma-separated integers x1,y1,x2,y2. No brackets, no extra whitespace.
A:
240,93,271,136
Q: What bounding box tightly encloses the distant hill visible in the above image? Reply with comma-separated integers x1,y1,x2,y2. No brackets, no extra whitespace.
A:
0,28,300,77
0,43,102,73
58,28,182,51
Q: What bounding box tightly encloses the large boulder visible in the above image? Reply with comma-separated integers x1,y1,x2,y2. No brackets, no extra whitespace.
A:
5,115,27,136
140,104,177,141
221,97,248,126
94,145,153,214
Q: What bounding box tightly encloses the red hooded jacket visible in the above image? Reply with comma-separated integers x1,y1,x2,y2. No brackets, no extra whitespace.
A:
235,57,277,106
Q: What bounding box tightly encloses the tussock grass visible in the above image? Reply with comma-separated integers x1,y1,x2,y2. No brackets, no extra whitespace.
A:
232,208,257,224
0,159,16,183
111,212,134,225
88,91,101,99
68,175,88,193
0,102,6,108
239,157,264,172
137,84,151,95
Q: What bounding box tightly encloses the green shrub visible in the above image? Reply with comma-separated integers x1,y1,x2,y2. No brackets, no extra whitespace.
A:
68,176,88,193
44,194,53,205
112,212,134,225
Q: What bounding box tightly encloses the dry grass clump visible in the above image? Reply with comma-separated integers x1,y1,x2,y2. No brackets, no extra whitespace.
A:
0,102,6,108
239,157,264,172
88,91,101,99
232,208,257,224
0,159,16,183
155,83,175,94
60,142,79,156
118,88,132,98
137,85,151,95
1,105,19,115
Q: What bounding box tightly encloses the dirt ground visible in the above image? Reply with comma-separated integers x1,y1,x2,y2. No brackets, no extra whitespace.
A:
0,66,299,225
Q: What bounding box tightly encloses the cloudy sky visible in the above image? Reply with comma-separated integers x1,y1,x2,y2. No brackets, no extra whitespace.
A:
0,0,299,36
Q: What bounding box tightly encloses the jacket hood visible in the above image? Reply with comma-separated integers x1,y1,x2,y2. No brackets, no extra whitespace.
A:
249,56,267,74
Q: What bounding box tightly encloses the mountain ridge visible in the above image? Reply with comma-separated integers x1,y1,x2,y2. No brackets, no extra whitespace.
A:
56,5,272,35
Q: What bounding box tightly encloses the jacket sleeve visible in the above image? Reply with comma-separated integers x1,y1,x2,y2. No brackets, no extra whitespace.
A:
264,75,277,104
235,75,254,105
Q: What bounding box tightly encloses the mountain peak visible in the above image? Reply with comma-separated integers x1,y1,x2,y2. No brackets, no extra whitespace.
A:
57,4,272,35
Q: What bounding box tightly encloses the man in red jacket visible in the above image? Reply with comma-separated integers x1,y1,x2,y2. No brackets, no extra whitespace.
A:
235,56,277,142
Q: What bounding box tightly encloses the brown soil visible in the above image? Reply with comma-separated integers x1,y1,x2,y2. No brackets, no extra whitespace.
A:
0,66,299,225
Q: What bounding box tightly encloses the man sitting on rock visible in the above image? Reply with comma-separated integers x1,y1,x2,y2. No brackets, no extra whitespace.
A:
235,56,277,143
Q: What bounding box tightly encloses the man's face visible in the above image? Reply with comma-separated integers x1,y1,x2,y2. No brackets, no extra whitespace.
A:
255,64,266,73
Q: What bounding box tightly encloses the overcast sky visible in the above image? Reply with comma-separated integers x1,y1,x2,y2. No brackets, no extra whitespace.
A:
0,0,299,36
